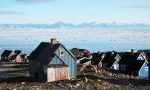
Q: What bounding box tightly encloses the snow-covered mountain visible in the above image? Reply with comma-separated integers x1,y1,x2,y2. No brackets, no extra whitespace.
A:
0,22,150,29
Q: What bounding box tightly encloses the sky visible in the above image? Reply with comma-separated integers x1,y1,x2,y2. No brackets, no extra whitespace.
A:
0,0,150,24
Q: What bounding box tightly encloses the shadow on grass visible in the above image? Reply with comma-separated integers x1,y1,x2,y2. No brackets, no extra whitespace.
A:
0,77,39,83
77,75,150,86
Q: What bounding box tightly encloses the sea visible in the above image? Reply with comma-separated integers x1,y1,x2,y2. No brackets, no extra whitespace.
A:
0,29,150,55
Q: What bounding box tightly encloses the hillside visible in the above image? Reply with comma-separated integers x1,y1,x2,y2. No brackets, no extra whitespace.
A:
0,69,150,90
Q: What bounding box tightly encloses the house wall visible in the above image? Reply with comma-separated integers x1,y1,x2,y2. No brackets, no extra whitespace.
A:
139,62,149,78
111,61,119,70
137,54,146,61
47,66,69,82
15,55,23,62
0,62,29,78
50,55,64,64
55,46,77,78
29,60,38,78
119,64,127,71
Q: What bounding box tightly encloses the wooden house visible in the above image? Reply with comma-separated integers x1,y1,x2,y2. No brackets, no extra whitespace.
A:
119,49,148,78
11,50,27,62
91,52,105,67
71,48,92,73
28,38,77,81
1,50,14,62
70,48,91,59
15,53,27,62
77,57,91,65
106,52,121,70
1,50,27,62
100,51,121,70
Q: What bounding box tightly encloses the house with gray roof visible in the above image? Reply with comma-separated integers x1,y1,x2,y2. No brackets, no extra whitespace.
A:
28,38,77,81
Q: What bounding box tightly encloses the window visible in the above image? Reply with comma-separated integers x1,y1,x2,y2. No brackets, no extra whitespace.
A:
59,47,64,56
113,65,117,69
121,65,125,71
60,50,64,56
145,67,148,71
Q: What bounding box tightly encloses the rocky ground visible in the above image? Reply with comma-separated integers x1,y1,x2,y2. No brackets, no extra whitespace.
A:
0,69,150,90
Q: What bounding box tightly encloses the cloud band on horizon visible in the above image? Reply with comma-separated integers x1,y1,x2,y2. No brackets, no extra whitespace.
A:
16,0,59,4
0,10,25,15
123,3,150,9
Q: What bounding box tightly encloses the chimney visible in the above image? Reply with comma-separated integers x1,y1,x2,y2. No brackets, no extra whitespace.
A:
51,38,57,44
51,38,60,48
131,49,137,56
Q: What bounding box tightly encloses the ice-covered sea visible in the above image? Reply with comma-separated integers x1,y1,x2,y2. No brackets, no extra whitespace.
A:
0,29,150,55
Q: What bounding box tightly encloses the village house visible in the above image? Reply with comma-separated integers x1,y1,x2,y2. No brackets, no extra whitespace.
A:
70,48,92,73
75,49,92,66
11,50,27,62
100,51,121,70
70,48,91,59
28,38,77,81
138,50,150,78
1,50,15,62
91,52,105,67
106,52,121,70
1,50,27,62
119,49,149,78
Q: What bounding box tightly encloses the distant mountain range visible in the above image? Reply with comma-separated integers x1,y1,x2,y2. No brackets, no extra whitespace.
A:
0,22,150,29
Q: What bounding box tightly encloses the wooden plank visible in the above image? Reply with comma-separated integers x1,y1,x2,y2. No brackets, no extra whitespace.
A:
47,67,55,82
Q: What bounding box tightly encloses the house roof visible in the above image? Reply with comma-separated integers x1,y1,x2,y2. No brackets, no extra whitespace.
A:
70,48,80,58
79,58,91,64
1,50,12,57
102,51,117,63
106,54,120,68
10,50,22,59
128,60,145,71
91,52,104,65
29,42,61,60
138,50,150,62
14,50,22,55
79,49,86,53
119,52,141,65
117,52,125,57
28,41,77,62
101,51,120,68
70,48,86,58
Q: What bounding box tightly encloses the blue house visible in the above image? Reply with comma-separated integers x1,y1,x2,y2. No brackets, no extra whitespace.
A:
28,38,77,80
119,49,149,78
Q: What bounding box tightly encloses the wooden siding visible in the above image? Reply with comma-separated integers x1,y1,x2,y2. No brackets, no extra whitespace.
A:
139,62,149,78
55,45,77,78
111,61,119,70
137,54,146,61
50,55,64,64
47,67,55,82
0,62,29,79
47,65,69,82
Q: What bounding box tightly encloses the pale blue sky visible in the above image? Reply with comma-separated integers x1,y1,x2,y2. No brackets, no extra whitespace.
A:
0,0,150,24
